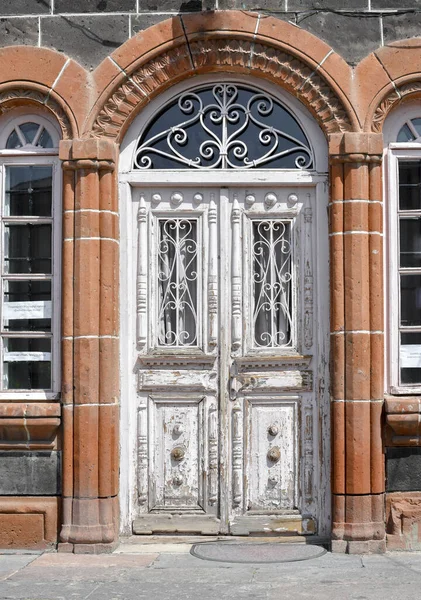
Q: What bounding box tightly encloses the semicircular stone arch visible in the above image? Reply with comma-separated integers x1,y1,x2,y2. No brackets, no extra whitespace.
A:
89,37,354,142
370,79,421,134
0,86,74,140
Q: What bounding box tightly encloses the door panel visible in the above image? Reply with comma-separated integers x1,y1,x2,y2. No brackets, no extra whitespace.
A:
245,397,297,512
226,187,319,535
134,188,220,534
132,185,327,536
148,395,205,511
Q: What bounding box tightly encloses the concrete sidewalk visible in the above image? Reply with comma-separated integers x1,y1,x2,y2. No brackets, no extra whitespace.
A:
1,542,420,600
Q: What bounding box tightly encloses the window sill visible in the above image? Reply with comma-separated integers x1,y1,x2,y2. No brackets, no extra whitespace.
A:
0,392,60,401
390,386,421,396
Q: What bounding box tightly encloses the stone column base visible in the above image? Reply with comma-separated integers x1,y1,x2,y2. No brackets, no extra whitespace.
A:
331,539,386,554
58,541,118,554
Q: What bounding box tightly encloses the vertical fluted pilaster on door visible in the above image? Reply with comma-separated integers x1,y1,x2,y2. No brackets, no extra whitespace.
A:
329,133,385,554
231,193,242,352
208,193,218,348
57,139,119,552
232,403,243,508
137,194,147,349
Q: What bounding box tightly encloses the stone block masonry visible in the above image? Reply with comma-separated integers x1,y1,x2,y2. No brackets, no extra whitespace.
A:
0,452,61,496
0,2,419,68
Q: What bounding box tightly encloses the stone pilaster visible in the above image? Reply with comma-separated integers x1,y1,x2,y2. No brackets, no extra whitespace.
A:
58,139,119,553
329,132,386,554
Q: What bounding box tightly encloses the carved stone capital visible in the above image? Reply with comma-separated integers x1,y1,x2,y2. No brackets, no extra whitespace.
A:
329,132,383,164
60,138,118,171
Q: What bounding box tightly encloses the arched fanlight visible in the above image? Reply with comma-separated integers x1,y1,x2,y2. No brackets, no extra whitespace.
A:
134,83,314,170
6,122,54,150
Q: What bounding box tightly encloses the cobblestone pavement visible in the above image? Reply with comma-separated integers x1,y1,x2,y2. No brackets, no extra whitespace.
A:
1,544,421,600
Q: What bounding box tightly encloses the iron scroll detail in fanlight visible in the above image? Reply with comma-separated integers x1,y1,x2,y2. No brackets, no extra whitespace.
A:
134,83,314,170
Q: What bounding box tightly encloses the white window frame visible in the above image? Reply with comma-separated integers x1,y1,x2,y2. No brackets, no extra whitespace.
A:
386,146,421,393
0,113,61,399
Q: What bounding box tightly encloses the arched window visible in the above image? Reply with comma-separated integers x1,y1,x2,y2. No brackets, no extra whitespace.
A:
384,105,421,393
0,112,61,395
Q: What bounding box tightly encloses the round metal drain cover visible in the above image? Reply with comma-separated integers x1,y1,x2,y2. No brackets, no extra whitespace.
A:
190,542,327,564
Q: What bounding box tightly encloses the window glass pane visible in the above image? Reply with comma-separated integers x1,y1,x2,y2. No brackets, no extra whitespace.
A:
253,220,292,348
3,337,51,389
157,219,198,347
400,218,421,267
3,280,51,332
4,224,52,274
37,129,54,149
400,274,421,326
412,118,421,138
399,161,421,210
19,123,40,145
5,129,21,149
400,332,421,384
5,166,52,216
397,124,414,143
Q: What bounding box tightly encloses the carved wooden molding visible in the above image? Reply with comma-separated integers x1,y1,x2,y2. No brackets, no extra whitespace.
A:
372,81,421,133
91,38,352,140
0,88,73,139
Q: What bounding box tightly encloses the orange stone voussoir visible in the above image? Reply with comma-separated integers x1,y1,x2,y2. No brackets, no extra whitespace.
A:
0,46,85,138
355,52,394,133
87,11,356,141
375,39,421,87
364,40,421,133
110,16,185,73
0,46,67,89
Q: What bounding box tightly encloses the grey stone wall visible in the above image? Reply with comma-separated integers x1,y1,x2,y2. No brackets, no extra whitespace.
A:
0,451,61,496
0,2,419,69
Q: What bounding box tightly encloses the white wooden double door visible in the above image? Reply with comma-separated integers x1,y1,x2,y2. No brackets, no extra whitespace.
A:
127,183,329,536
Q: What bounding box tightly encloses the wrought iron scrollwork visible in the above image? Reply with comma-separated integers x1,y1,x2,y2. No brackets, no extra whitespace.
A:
134,83,314,170
253,220,293,348
157,218,198,347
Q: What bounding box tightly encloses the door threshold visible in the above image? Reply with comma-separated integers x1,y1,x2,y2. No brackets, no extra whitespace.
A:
115,534,329,554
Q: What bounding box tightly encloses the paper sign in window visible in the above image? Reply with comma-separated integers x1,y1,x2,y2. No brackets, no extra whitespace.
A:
3,352,51,362
400,345,421,368
3,300,52,320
